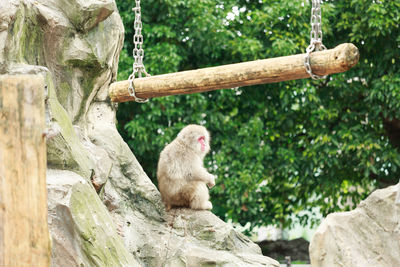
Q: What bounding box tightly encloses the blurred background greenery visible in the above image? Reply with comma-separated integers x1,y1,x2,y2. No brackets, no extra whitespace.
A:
115,0,400,232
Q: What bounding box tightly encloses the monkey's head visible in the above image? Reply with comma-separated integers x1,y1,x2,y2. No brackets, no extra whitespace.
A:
177,124,210,155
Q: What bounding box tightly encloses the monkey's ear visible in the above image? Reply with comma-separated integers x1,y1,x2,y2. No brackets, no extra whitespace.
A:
177,128,187,139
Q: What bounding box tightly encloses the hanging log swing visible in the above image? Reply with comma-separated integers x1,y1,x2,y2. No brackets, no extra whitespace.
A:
109,1,359,103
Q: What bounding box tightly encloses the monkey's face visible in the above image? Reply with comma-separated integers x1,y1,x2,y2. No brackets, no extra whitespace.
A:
198,136,206,152
194,133,210,154
178,125,210,155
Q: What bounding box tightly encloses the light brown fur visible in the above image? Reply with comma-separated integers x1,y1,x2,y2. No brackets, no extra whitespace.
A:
157,125,216,210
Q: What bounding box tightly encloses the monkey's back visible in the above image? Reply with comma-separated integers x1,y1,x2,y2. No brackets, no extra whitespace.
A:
157,139,196,207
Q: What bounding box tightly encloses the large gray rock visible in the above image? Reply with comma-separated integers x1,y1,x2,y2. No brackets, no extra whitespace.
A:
47,169,140,266
310,184,400,267
0,0,278,266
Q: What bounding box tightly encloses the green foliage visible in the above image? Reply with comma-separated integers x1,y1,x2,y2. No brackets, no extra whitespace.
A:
115,0,400,230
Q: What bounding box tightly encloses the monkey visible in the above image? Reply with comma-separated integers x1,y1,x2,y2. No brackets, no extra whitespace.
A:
157,124,216,211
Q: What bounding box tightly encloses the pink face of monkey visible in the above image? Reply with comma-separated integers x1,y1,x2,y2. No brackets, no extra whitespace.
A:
198,136,206,152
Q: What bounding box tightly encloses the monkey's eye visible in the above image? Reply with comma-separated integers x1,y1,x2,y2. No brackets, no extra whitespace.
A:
198,136,205,142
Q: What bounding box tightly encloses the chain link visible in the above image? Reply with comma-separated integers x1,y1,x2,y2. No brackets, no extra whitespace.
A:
304,0,327,80
129,0,150,103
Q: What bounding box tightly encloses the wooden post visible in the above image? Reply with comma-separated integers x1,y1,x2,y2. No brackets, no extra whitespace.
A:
110,43,359,102
0,75,51,266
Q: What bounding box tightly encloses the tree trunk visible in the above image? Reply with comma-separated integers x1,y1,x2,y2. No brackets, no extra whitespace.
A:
0,75,50,266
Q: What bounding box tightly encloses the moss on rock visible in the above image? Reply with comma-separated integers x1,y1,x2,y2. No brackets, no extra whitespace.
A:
47,169,141,266
70,180,140,266
46,80,94,179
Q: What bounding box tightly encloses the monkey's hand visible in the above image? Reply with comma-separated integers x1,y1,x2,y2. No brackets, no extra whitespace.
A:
207,174,216,188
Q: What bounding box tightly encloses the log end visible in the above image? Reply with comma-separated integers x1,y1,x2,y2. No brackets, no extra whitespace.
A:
109,80,131,103
333,43,360,71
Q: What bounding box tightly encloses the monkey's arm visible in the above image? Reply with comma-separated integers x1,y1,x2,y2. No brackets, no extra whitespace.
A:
191,166,216,188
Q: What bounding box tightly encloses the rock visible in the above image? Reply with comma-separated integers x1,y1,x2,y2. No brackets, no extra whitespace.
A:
163,244,278,267
0,0,18,72
112,208,279,267
1,0,279,266
46,81,96,178
55,0,115,32
310,184,400,267
47,169,140,266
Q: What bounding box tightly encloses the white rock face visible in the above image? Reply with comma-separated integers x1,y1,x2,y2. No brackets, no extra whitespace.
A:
310,184,400,267
47,169,140,266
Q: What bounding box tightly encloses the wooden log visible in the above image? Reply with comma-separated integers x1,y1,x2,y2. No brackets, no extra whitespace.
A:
0,75,50,266
110,43,359,102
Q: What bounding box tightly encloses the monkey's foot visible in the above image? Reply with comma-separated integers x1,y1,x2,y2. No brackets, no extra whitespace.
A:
190,200,213,210
203,201,213,210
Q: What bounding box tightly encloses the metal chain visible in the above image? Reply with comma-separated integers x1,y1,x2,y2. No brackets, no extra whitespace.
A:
129,0,150,103
304,0,327,80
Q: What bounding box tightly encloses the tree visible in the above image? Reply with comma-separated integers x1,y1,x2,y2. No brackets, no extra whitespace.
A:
115,0,400,230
